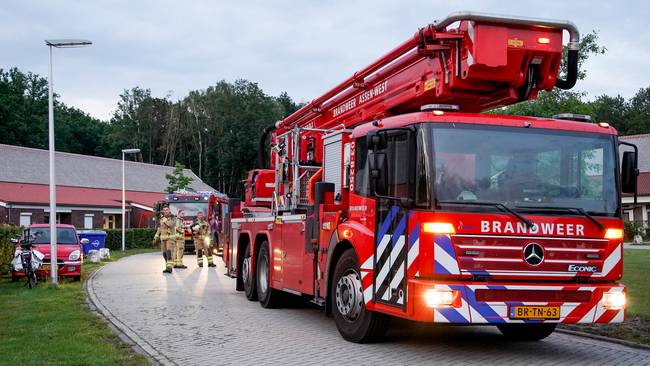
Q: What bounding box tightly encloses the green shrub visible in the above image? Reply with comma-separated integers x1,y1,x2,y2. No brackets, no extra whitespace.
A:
0,225,24,275
103,228,157,250
624,221,644,241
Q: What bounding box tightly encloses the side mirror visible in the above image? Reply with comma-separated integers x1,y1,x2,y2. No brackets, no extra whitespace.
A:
368,151,388,196
621,150,638,194
367,131,387,151
80,238,90,245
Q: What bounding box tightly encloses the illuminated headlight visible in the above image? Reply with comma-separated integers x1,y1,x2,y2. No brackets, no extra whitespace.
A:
204,237,211,246
69,250,81,261
424,289,455,307
603,291,626,310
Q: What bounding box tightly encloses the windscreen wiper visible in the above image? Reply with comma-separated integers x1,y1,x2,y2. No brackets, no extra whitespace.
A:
438,200,534,229
515,205,605,231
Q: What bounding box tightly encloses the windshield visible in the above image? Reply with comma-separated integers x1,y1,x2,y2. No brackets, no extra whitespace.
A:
168,202,207,219
29,228,78,245
428,124,618,215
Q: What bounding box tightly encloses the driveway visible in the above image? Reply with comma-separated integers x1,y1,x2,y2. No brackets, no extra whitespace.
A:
87,253,650,366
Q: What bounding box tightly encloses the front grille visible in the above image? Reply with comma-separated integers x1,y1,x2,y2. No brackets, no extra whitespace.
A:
451,234,608,276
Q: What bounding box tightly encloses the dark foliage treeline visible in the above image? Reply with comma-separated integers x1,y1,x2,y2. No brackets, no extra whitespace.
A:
0,68,301,197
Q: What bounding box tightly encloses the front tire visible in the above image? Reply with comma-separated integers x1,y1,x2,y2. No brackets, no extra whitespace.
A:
256,241,284,308
243,242,257,301
331,248,388,343
497,323,557,341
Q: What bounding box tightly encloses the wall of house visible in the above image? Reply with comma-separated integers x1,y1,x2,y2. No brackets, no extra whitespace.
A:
131,206,155,228
6,208,46,227
0,206,6,225
71,210,103,229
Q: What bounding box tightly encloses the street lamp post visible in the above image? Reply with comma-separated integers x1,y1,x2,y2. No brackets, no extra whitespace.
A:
122,148,141,251
45,39,92,288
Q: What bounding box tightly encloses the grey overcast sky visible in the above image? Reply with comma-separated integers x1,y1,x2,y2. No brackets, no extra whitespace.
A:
1,1,648,121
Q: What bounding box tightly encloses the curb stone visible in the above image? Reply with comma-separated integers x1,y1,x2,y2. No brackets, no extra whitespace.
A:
85,263,176,366
557,328,650,351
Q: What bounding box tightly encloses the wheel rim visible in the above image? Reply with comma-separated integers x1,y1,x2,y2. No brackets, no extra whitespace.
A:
242,253,251,286
335,270,363,322
259,253,269,295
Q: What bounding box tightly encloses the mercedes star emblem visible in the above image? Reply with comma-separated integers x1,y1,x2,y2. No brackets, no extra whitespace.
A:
523,243,544,266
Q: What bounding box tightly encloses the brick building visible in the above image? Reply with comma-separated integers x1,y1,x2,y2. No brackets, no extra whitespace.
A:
0,144,215,229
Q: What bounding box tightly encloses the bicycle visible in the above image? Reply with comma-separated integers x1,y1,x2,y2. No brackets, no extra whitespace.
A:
10,233,44,288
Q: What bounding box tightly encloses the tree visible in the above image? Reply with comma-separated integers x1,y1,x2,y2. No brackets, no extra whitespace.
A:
0,67,107,155
165,162,194,193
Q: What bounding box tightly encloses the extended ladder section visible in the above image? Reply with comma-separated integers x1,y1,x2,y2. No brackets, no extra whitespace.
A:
275,11,580,134
255,12,581,213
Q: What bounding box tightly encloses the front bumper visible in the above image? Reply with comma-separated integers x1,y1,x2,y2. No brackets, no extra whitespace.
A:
13,261,82,277
407,280,625,324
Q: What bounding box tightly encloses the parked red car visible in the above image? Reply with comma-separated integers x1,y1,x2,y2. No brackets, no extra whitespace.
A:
11,224,85,281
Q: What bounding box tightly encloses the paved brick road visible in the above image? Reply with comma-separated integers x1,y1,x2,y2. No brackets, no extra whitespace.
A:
88,253,650,366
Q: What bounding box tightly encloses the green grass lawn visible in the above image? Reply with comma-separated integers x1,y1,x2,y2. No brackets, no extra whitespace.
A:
0,248,156,366
623,249,650,318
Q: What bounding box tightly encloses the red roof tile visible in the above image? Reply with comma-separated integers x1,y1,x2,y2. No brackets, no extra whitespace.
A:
0,182,164,208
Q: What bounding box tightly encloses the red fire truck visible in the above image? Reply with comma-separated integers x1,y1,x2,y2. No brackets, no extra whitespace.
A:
221,12,639,343
164,190,229,254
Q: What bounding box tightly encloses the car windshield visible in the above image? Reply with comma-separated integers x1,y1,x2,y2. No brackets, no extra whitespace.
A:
428,124,618,215
168,202,207,219
29,228,78,244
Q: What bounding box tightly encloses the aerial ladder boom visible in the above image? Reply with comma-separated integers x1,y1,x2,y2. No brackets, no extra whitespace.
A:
250,12,582,211
275,11,580,134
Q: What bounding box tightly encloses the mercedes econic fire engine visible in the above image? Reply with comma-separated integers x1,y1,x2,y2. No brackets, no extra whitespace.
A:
221,12,639,343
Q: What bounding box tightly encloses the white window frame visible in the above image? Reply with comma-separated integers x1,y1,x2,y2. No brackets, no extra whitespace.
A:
84,214,94,229
19,212,32,227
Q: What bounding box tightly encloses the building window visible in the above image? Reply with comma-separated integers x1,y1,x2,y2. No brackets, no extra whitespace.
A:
19,213,32,227
103,215,116,229
84,214,94,229
44,213,61,224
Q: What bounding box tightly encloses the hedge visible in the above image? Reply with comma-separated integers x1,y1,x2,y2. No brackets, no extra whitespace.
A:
103,228,157,250
0,225,24,275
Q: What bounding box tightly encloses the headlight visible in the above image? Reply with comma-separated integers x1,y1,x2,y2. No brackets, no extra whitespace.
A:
424,289,457,307
69,250,81,261
204,237,210,245
603,291,626,310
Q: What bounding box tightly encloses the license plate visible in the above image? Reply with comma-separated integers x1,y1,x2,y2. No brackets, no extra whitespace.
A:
510,306,560,320
41,265,50,271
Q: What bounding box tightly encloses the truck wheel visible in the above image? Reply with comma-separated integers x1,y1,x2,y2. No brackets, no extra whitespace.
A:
256,241,284,308
243,243,257,301
497,323,557,341
331,248,388,343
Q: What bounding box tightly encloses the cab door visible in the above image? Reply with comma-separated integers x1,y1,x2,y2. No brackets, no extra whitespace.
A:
368,129,416,308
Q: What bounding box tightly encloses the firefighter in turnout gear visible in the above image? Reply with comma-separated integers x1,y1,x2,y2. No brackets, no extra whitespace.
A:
192,211,215,267
174,210,188,269
152,205,176,274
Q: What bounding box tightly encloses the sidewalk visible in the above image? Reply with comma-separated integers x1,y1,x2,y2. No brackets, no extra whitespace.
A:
624,243,650,250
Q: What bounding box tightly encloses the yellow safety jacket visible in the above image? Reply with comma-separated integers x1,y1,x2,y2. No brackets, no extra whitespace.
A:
153,216,181,242
192,219,210,243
